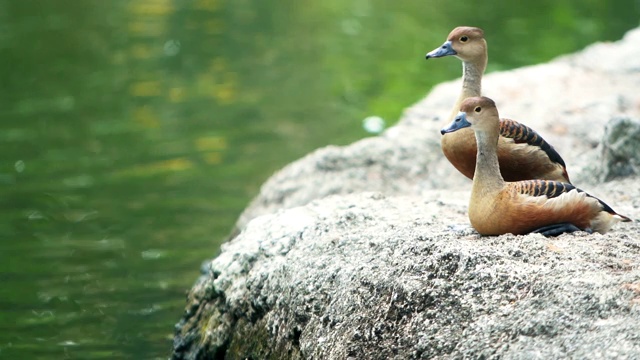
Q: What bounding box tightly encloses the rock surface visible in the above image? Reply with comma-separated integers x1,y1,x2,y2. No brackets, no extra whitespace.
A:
173,189,640,359
172,28,640,359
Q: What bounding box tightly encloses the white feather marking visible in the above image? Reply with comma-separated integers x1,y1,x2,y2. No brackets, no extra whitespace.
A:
590,211,617,234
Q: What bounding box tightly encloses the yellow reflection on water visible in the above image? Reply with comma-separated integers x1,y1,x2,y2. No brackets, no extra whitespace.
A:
195,136,227,151
133,106,160,128
128,2,175,16
130,81,162,97
113,158,195,178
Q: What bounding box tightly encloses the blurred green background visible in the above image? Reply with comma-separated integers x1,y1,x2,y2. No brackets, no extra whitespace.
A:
0,0,637,358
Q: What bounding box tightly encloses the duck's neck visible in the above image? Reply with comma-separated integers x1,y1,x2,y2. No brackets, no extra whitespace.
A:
448,58,487,123
461,60,484,98
472,127,505,195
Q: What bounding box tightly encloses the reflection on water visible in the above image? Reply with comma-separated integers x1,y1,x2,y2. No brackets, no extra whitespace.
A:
0,0,637,358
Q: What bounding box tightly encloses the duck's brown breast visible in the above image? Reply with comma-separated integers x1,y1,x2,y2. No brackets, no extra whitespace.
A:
441,128,477,180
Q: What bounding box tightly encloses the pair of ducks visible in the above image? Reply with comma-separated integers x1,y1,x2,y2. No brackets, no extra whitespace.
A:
425,27,631,236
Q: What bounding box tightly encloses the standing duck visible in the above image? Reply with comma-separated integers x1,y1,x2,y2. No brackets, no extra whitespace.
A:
426,26,571,183
442,96,631,236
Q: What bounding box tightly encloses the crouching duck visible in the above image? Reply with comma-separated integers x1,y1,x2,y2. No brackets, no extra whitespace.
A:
426,26,571,183
442,96,631,236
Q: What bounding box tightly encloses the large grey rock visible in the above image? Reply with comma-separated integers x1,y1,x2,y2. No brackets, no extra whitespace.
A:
172,27,640,359
595,117,640,182
236,27,640,232
173,189,640,359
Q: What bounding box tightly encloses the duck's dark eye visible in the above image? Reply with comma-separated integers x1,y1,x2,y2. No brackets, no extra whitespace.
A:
460,36,469,42
474,106,481,113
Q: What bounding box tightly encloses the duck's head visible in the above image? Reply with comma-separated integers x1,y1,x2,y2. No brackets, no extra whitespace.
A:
441,96,498,134
425,26,486,62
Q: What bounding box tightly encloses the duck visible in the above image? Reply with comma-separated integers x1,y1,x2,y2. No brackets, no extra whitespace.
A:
442,96,631,236
425,26,571,183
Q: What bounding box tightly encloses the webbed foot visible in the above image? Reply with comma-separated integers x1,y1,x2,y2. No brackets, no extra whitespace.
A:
530,223,591,237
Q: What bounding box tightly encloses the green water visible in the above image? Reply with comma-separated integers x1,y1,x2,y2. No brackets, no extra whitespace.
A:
0,0,637,358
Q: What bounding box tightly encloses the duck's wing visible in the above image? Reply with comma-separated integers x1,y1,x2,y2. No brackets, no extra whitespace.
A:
499,118,567,169
515,179,573,199
514,180,631,221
